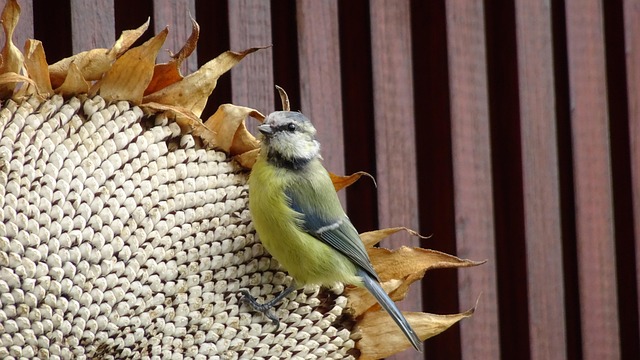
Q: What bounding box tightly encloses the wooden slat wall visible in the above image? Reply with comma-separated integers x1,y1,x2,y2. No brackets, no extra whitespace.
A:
296,0,345,181
6,0,640,359
515,0,567,358
152,0,197,74
369,2,421,359
445,2,501,360
69,0,114,52
565,1,621,359
228,0,274,134
624,0,640,348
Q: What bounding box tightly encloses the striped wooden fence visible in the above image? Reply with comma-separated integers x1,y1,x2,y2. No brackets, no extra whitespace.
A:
3,0,639,359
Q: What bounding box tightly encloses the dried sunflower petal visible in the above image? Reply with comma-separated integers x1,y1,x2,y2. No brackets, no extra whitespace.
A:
0,0,24,97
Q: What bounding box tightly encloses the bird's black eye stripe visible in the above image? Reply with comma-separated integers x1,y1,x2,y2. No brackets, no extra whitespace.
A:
275,123,297,132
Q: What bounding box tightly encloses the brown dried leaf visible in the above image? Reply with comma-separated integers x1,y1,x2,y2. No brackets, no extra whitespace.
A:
145,62,183,95
330,171,376,192
144,18,199,95
169,17,199,64
345,278,403,318
203,104,263,154
49,19,150,88
346,248,482,316
140,102,217,147
349,271,427,318
0,72,35,92
23,39,52,96
143,47,265,117
109,18,151,58
0,0,24,97
355,307,475,359
386,271,426,302
234,148,261,168
55,62,90,96
368,246,484,282
230,120,260,155
360,227,429,248
49,48,110,89
92,28,168,104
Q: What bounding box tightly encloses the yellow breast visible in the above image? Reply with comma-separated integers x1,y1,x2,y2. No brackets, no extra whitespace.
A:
248,157,359,286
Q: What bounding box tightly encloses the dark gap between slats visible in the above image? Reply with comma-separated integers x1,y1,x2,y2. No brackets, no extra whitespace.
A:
195,1,231,120
270,0,301,112
551,0,582,358
114,0,154,47
411,0,460,359
33,1,72,63
603,0,640,358
483,0,530,358
337,0,378,233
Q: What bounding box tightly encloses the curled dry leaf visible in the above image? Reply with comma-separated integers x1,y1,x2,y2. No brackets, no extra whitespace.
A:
92,28,168,104
140,102,217,147
23,40,53,97
355,307,475,360
56,62,90,96
330,171,377,192
110,18,152,58
143,47,265,118
368,246,485,282
360,227,430,248
49,19,150,88
346,278,403,318
234,148,261,169
0,0,24,97
203,104,263,154
346,247,482,317
0,72,35,92
348,271,426,319
385,270,426,303
144,17,199,95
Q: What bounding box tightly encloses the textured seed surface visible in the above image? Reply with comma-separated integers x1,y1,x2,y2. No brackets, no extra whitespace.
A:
0,95,354,359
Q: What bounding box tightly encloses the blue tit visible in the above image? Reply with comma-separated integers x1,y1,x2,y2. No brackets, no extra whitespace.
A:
243,110,422,352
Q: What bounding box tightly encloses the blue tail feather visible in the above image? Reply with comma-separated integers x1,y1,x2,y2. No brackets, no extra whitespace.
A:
358,269,423,352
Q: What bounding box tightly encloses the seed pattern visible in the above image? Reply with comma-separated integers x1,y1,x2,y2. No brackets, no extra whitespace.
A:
0,95,355,360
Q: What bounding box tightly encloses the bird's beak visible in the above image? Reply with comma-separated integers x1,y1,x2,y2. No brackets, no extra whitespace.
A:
258,124,273,136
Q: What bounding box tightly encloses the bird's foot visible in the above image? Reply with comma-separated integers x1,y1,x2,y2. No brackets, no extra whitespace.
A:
240,285,298,327
240,289,282,326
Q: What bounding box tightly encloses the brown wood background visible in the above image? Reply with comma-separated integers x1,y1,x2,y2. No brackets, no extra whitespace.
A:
4,0,639,359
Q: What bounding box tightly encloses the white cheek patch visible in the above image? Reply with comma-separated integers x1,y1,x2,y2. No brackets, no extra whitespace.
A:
277,133,320,160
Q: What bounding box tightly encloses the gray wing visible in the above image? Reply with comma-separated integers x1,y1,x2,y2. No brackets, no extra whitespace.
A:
286,188,380,281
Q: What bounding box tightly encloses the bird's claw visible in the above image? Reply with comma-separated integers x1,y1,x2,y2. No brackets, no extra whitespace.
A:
240,289,281,326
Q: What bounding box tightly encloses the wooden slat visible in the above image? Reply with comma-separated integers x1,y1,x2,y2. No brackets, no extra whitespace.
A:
369,1,420,359
15,0,31,51
296,0,345,180
445,1,501,359
0,0,33,51
565,0,620,359
624,0,640,345
514,1,567,358
227,0,274,131
153,0,197,75
70,0,115,52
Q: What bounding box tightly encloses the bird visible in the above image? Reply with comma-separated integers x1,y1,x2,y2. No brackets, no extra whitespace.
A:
242,108,423,352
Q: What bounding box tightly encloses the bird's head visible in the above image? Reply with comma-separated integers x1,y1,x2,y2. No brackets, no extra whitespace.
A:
258,111,321,169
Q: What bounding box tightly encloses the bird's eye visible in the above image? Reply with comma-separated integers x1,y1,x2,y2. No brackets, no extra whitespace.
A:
287,123,297,131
